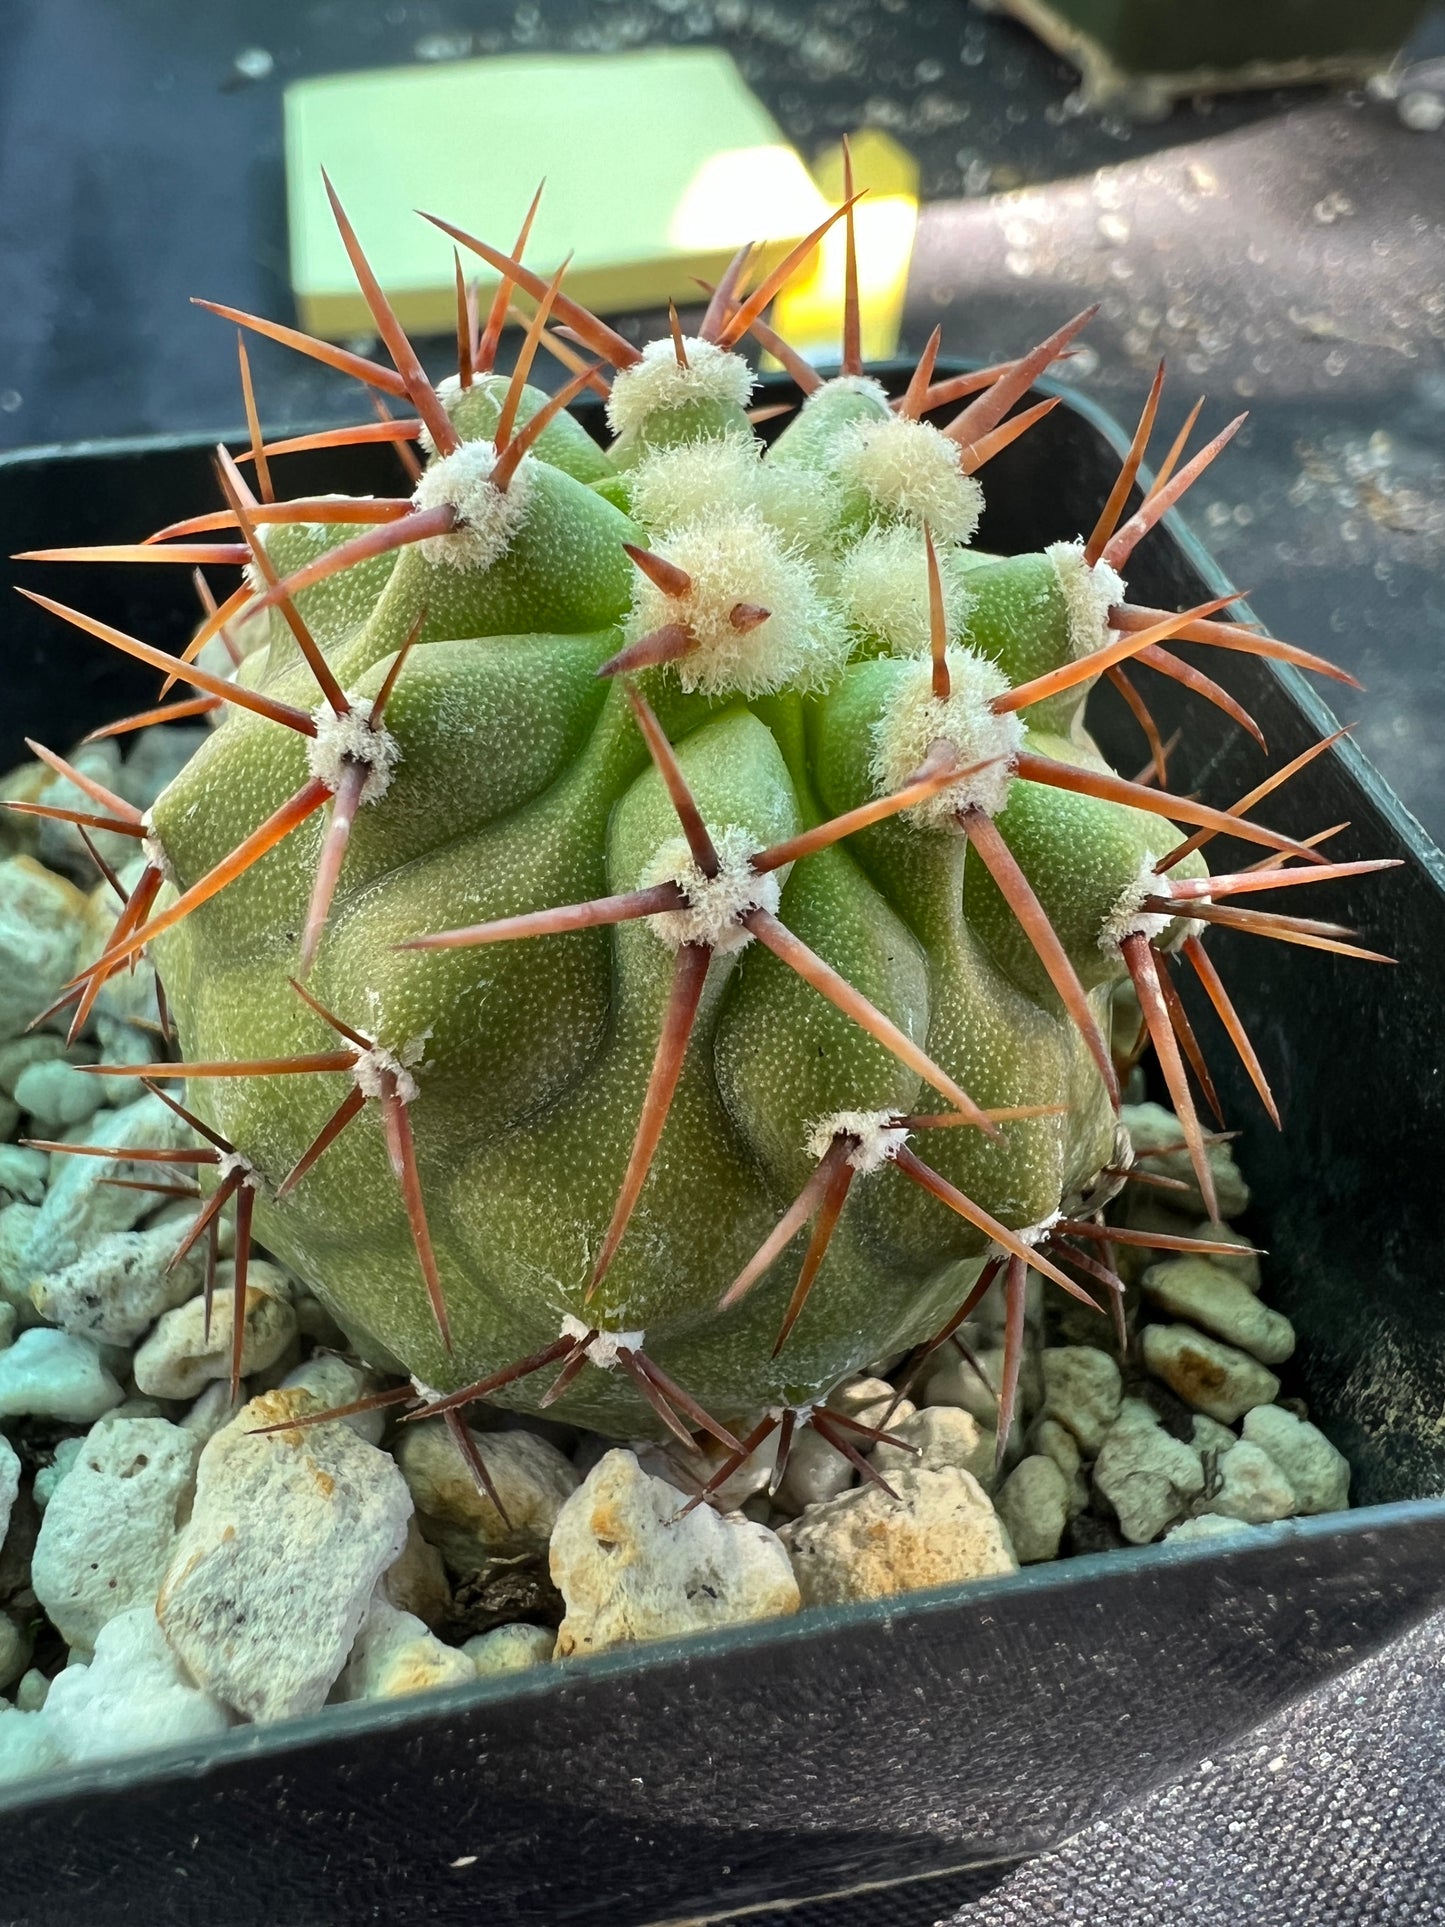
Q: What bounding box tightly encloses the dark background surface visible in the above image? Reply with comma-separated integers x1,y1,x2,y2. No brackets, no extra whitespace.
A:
4,0,1445,840
2,3,1444,1922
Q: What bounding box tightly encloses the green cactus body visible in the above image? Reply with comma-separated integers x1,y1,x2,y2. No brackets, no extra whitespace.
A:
142,340,1193,1436
34,196,1349,1456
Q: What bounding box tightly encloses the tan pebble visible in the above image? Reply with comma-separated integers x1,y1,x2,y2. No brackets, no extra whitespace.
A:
779,1464,1015,1607
1142,1324,1280,1425
397,1418,579,1567
551,1450,798,1657
132,1263,296,1400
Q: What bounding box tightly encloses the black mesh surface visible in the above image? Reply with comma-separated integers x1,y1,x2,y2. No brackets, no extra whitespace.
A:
942,1614,1445,1927
707,1616,1445,1927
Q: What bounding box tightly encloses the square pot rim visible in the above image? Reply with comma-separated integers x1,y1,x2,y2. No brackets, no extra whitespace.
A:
2,1493,1442,1819
2,368,1442,1828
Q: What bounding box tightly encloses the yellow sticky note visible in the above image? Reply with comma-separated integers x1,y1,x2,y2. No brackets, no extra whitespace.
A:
285,49,831,336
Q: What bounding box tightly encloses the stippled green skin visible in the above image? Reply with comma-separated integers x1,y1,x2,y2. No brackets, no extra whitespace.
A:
150,369,1203,1434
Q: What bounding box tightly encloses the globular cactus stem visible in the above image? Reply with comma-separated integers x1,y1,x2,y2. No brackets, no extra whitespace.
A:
14,168,1397,1496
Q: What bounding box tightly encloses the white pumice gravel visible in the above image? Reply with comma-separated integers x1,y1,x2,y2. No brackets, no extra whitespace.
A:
32,1436,84,1511
870,1404,996,1490
0,1037,71,1101
0,1432,18,1547
919,1343,1037,1453
772,1378,915,1517
1141,1257,1296,1366
41,1606,233,1764
396,1417,580,1567
994,1455,1070,1564
0,857,93,1044
551,1449,799,1656
1189,1220,1261,1291
31,1417,199,1655
0,1146,49,1207
0,1327,123,1423
29,1208,213,1346
132,1263,297,1400
0,1202,39,1312
1192,1413,1240,1459
378,1517,452,1628
180,1379,244,1445
1121,1101,1251,1219
1030,1417,1090,1519
335,1594,475,1704
656,1428,780,1512
0,1609,29,1689
12,1057,106,1129
1242,1404,1351,1514
280,1354,389,1445
1094,1399,1207,1545
34,745,134,874
156,1387,413,1724
1200,1439,1297,1525
178,1387,243,1449
14,1668,49,1713
0,1706,66,1785
1165,1513,1255,1545
1040,1345,1123,1454
780,1463,1017,1606
465,1623,556,1675
24,1092,194,1279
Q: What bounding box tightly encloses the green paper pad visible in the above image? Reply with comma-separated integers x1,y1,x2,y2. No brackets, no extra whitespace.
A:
285,48,825,335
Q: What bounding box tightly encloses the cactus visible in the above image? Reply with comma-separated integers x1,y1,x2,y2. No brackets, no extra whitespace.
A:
16,167,1393,1498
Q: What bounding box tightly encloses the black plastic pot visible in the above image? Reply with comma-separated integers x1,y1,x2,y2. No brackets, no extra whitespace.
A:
1,373,1442,1927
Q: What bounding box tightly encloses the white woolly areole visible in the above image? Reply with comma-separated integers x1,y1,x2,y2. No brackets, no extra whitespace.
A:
627,433,843,551
140,818,177,887
780,1400,816,1426
1046,539,1125,660
806,375,890,407
836,523,974,657
243,520,277,595
249,495,360,567
1099,855,1175,957
349,1035,428,1105
410,1376,445,1402
805,1109,910,1175
1013,1209,1062,1249
416,373,461,458
833,415,983,544
627,433,761,532
559,1314,646,1369
869,648,1025,829
639,825,780,955
605,336,755,437
626,509,844,697
304,696,401,805
410,439,534,570
216,1150,261,1190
